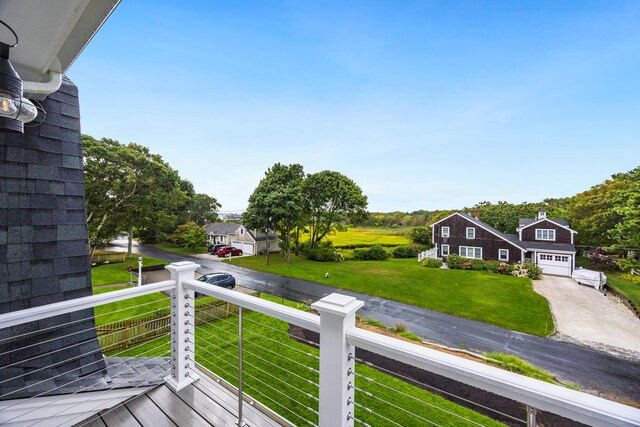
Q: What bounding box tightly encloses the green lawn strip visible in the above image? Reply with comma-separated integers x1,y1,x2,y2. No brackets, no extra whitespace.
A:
228,255,553,336
92,286,169,325
91,254,167,286
109,294,504,426
576,256,640,310
152,243,209,255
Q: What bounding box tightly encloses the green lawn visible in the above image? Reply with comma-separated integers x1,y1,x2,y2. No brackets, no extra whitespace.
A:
111,294,505,426
92,286,169,325
90,253,167,286
228,255,554,336
304,227,412,248
152,242,209,255
576,256,640,311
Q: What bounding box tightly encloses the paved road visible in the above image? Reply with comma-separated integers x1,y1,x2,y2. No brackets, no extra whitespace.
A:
113,241,640,404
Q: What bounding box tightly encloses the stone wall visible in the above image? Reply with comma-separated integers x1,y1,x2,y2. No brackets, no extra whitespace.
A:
0,77,106,399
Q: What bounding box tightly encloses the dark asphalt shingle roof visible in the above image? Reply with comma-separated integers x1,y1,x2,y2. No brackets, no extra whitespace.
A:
521,241,576,252
204,223,242,235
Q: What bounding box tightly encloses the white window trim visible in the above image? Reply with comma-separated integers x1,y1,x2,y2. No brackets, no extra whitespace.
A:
499,249,509,261
459,246,482,259
535,228,556,241
441,226,450,238
441,244,449,256
466,227,475,239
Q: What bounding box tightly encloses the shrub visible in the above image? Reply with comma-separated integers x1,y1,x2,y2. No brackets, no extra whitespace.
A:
445,254,464,269
423,258,443,268
469,259,486,270
512,262,542,280
392,245,418,258
351,245,390,261
616,257,640,272
484,260,500,273
394,322,407,333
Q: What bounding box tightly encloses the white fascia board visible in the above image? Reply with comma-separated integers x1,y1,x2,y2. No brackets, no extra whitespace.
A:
526,248,576,255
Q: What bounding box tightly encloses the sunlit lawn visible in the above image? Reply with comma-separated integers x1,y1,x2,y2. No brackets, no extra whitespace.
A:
152,242,209,255
229,255,554,336
90,253,167,286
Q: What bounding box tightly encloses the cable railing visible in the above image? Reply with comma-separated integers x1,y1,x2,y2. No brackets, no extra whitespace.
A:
0,261,639,427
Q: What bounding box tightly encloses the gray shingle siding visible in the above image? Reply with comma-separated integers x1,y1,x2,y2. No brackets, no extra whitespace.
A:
0,77,106,399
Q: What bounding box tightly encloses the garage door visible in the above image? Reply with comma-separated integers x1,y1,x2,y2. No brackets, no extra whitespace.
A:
231,241,254,255
537,253,572,277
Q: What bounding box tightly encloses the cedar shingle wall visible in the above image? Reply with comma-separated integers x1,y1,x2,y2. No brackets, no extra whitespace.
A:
520,220,572,243
0,77,106,399
433,215,521,263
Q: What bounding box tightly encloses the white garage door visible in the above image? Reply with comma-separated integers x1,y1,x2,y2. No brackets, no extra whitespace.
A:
537,253,572,277
231,241,254,255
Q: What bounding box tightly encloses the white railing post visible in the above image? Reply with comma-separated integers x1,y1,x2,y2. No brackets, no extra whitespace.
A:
312,293,364,427
165,261,201,391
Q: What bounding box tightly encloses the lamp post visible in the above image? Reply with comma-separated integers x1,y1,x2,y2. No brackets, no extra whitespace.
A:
138,256,143,287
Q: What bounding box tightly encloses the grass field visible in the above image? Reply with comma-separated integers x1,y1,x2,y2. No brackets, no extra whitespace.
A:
576,256,640,311
228,255,554,336
111,294,505,426
305,227,412,248
90,253,167,286
151,243,209,255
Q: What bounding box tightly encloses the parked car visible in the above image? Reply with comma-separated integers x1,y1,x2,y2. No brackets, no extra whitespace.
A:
196,273,236,289
208,244,227,254
216,246,243,257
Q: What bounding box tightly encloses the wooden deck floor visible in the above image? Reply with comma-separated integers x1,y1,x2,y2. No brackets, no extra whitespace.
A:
81,368,291,427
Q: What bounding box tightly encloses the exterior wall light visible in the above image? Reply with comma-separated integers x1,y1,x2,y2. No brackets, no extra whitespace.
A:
0,21,39,134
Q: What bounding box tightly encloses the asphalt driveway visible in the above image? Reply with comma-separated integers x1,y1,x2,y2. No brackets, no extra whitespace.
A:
533,276,640,356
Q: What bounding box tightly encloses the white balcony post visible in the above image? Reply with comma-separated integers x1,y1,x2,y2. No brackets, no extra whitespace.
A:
312,293,364,427
165,261,201,391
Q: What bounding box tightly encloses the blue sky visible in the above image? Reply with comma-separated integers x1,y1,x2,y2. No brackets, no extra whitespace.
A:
69,1,640,213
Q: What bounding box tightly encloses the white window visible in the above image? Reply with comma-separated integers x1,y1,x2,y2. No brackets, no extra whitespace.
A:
441,244,449,256
459,246,482,259
240,228,244,235
555,255,569,262
441,226,450,238
499,249,509,261
540,254,553,261
466,227,475,239
535,229,555,241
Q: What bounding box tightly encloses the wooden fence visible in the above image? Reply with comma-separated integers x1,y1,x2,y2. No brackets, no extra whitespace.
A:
91,251,126,265
96,292,259,352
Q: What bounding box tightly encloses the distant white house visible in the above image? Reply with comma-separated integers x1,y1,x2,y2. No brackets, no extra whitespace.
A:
203,223,280,255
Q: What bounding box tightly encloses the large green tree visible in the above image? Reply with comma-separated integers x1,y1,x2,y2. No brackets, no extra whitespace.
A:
244,163,305,263
82,135,189,256
303,170,368,248
608,166,640,249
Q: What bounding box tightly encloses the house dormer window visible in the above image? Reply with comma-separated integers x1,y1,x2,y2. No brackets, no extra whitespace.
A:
441,226,450,238
240,227,244,235
535,229,555,241
466,227,475,239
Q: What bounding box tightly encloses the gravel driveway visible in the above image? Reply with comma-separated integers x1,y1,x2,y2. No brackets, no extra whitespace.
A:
533,276,640,357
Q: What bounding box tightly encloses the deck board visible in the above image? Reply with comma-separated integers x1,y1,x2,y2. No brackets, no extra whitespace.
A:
146,385,212,427
100,404,141,427
125,394,176,427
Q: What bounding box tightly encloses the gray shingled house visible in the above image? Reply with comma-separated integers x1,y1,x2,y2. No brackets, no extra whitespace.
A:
431,210,577,276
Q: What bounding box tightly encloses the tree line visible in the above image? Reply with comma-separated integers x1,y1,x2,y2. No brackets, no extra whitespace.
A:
82,135,220,257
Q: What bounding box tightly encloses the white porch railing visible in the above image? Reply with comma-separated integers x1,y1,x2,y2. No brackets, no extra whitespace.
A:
0,261,639,427
418,249,438,262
